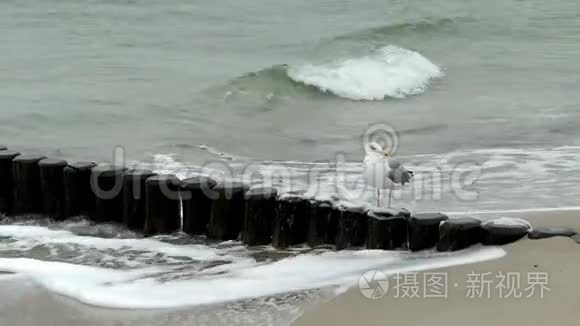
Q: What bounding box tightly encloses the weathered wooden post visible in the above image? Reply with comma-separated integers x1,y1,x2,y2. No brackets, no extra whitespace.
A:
272,192,310,249
482,219,530,245
144,174,181,236
408,213,449,251
335,205,368,250
437,217,483,251
180,176,217,235
90,164,126,223
63,162,97,218
0,150,21,215
242,187,278,246
207,182,248,240
123,169,156,232
12,154,46,216
307,200,340,247
367,208,410,250
38,158,68,220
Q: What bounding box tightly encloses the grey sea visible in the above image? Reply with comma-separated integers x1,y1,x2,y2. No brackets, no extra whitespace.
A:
0,0,579,325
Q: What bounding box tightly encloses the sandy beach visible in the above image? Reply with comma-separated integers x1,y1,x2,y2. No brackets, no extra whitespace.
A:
296,211,580,326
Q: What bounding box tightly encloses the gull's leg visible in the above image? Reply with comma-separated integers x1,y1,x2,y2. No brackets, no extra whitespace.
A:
388,184,394,208
376,188,381,207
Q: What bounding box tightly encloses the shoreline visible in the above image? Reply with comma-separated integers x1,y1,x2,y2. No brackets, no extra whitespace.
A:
295,211,580,326
0,210,578,326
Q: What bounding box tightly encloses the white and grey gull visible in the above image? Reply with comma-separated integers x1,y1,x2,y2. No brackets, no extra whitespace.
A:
363,142,414,207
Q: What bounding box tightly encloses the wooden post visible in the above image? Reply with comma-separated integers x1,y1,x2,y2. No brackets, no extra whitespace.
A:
0,150,21,215
335,205,368,250
38,158,68,220
242,187,278,246
180,176,217,235
12,154,46,215
123,169,156,232
63,162,97,218
307,200,340,247
144,174,181,235
207,182,248,240
408,213,449,251
437,217,483,251
367,208,410,250
90,164,126,223
272,192,310,249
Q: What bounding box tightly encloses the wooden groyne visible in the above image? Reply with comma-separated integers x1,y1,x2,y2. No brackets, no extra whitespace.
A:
0,145,562,251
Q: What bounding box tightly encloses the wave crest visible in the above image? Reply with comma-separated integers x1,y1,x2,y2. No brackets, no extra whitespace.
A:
332,18,462,43
286,45,443,100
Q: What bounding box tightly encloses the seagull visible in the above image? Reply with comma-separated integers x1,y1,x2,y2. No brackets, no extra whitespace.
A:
363,142,414,208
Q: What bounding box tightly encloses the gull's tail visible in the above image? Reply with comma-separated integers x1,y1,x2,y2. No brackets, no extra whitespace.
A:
401,169,414,185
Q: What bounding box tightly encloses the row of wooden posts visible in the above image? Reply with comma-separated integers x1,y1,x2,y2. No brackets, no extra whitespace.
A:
1,146,528,251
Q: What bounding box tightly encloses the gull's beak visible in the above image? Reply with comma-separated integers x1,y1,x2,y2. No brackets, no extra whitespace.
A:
383,151,389,157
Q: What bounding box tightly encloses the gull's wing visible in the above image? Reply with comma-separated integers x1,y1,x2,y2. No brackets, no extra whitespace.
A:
387,159,414,185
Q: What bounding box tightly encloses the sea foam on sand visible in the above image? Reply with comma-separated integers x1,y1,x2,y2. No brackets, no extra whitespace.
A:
0,224,504,309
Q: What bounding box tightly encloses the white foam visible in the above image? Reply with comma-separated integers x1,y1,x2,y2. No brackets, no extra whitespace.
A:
134,144,580,218
0,224,240,262
0,246,504,309
286,45,443,100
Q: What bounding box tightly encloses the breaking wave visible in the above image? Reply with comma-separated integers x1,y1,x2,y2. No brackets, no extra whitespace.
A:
214,45,442,103
286,45,443,100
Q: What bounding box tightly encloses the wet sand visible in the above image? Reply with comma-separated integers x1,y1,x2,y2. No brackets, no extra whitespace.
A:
296,211,580,326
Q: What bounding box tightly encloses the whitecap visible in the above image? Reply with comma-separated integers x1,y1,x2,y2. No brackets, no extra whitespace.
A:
286,45,443,100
